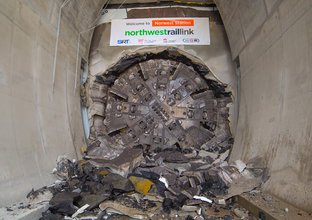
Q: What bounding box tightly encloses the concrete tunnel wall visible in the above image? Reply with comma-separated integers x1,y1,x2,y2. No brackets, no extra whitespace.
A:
216,0,312,212
0,0,105,205
0,0,311,212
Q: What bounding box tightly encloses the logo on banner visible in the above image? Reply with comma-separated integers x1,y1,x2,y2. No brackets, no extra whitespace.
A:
163,38,176,43
117,39,129,44
183,38,200,43
144,39,156,43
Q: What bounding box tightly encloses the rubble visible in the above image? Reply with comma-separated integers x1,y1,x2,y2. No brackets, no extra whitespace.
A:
72,204,89,218
233,208,249,218
101,173,134,192
99,194,161,219
181,205,198,212
10,143,263,219
77,192,107,210
88,147,143,177
0,153,269,220
52,156,75,180
49,192,80,215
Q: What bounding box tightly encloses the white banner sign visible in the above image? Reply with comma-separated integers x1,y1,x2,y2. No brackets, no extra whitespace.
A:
110,17,210,46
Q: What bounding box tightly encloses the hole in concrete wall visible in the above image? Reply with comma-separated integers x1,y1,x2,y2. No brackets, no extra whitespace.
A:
85,49,233,164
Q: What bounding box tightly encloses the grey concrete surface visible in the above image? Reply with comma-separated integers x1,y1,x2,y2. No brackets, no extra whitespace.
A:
216,0,312,212
0,0,104,206
0,0,311,213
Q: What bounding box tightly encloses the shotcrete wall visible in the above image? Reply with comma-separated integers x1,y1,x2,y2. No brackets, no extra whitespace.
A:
216,0,312,212
0,0,104,205
0,0,311,213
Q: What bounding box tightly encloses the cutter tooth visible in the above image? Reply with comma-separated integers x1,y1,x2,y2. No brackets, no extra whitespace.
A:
109,88,128,100
107,123,127,134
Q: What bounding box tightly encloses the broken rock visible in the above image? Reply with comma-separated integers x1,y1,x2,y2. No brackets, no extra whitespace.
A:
53,156,74,180
198,150,218,160
49,192,80,216
143,193,164,202
155,151,189,163
49,192,80,207
99,195,161,219
77,192,108,210
233,208,249,218
40,212,64,220
87,137,124,160
182,205,198,212
89,147,143,177
185,199,202,206
88,101,105,117
102,173,134,193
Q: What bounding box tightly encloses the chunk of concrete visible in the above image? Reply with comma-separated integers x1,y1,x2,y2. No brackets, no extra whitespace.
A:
89,147,143,177
99,195,161,219
53,155,74,180
102,173,134,192
182,205,198,212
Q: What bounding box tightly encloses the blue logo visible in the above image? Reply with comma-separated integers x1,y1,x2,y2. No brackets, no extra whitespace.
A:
117,39,129,44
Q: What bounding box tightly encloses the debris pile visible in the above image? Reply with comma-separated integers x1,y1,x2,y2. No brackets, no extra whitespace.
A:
33,153,264,219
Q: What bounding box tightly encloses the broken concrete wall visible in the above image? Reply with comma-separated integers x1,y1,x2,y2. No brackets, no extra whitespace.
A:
216,0,312,212
0,0,104,206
